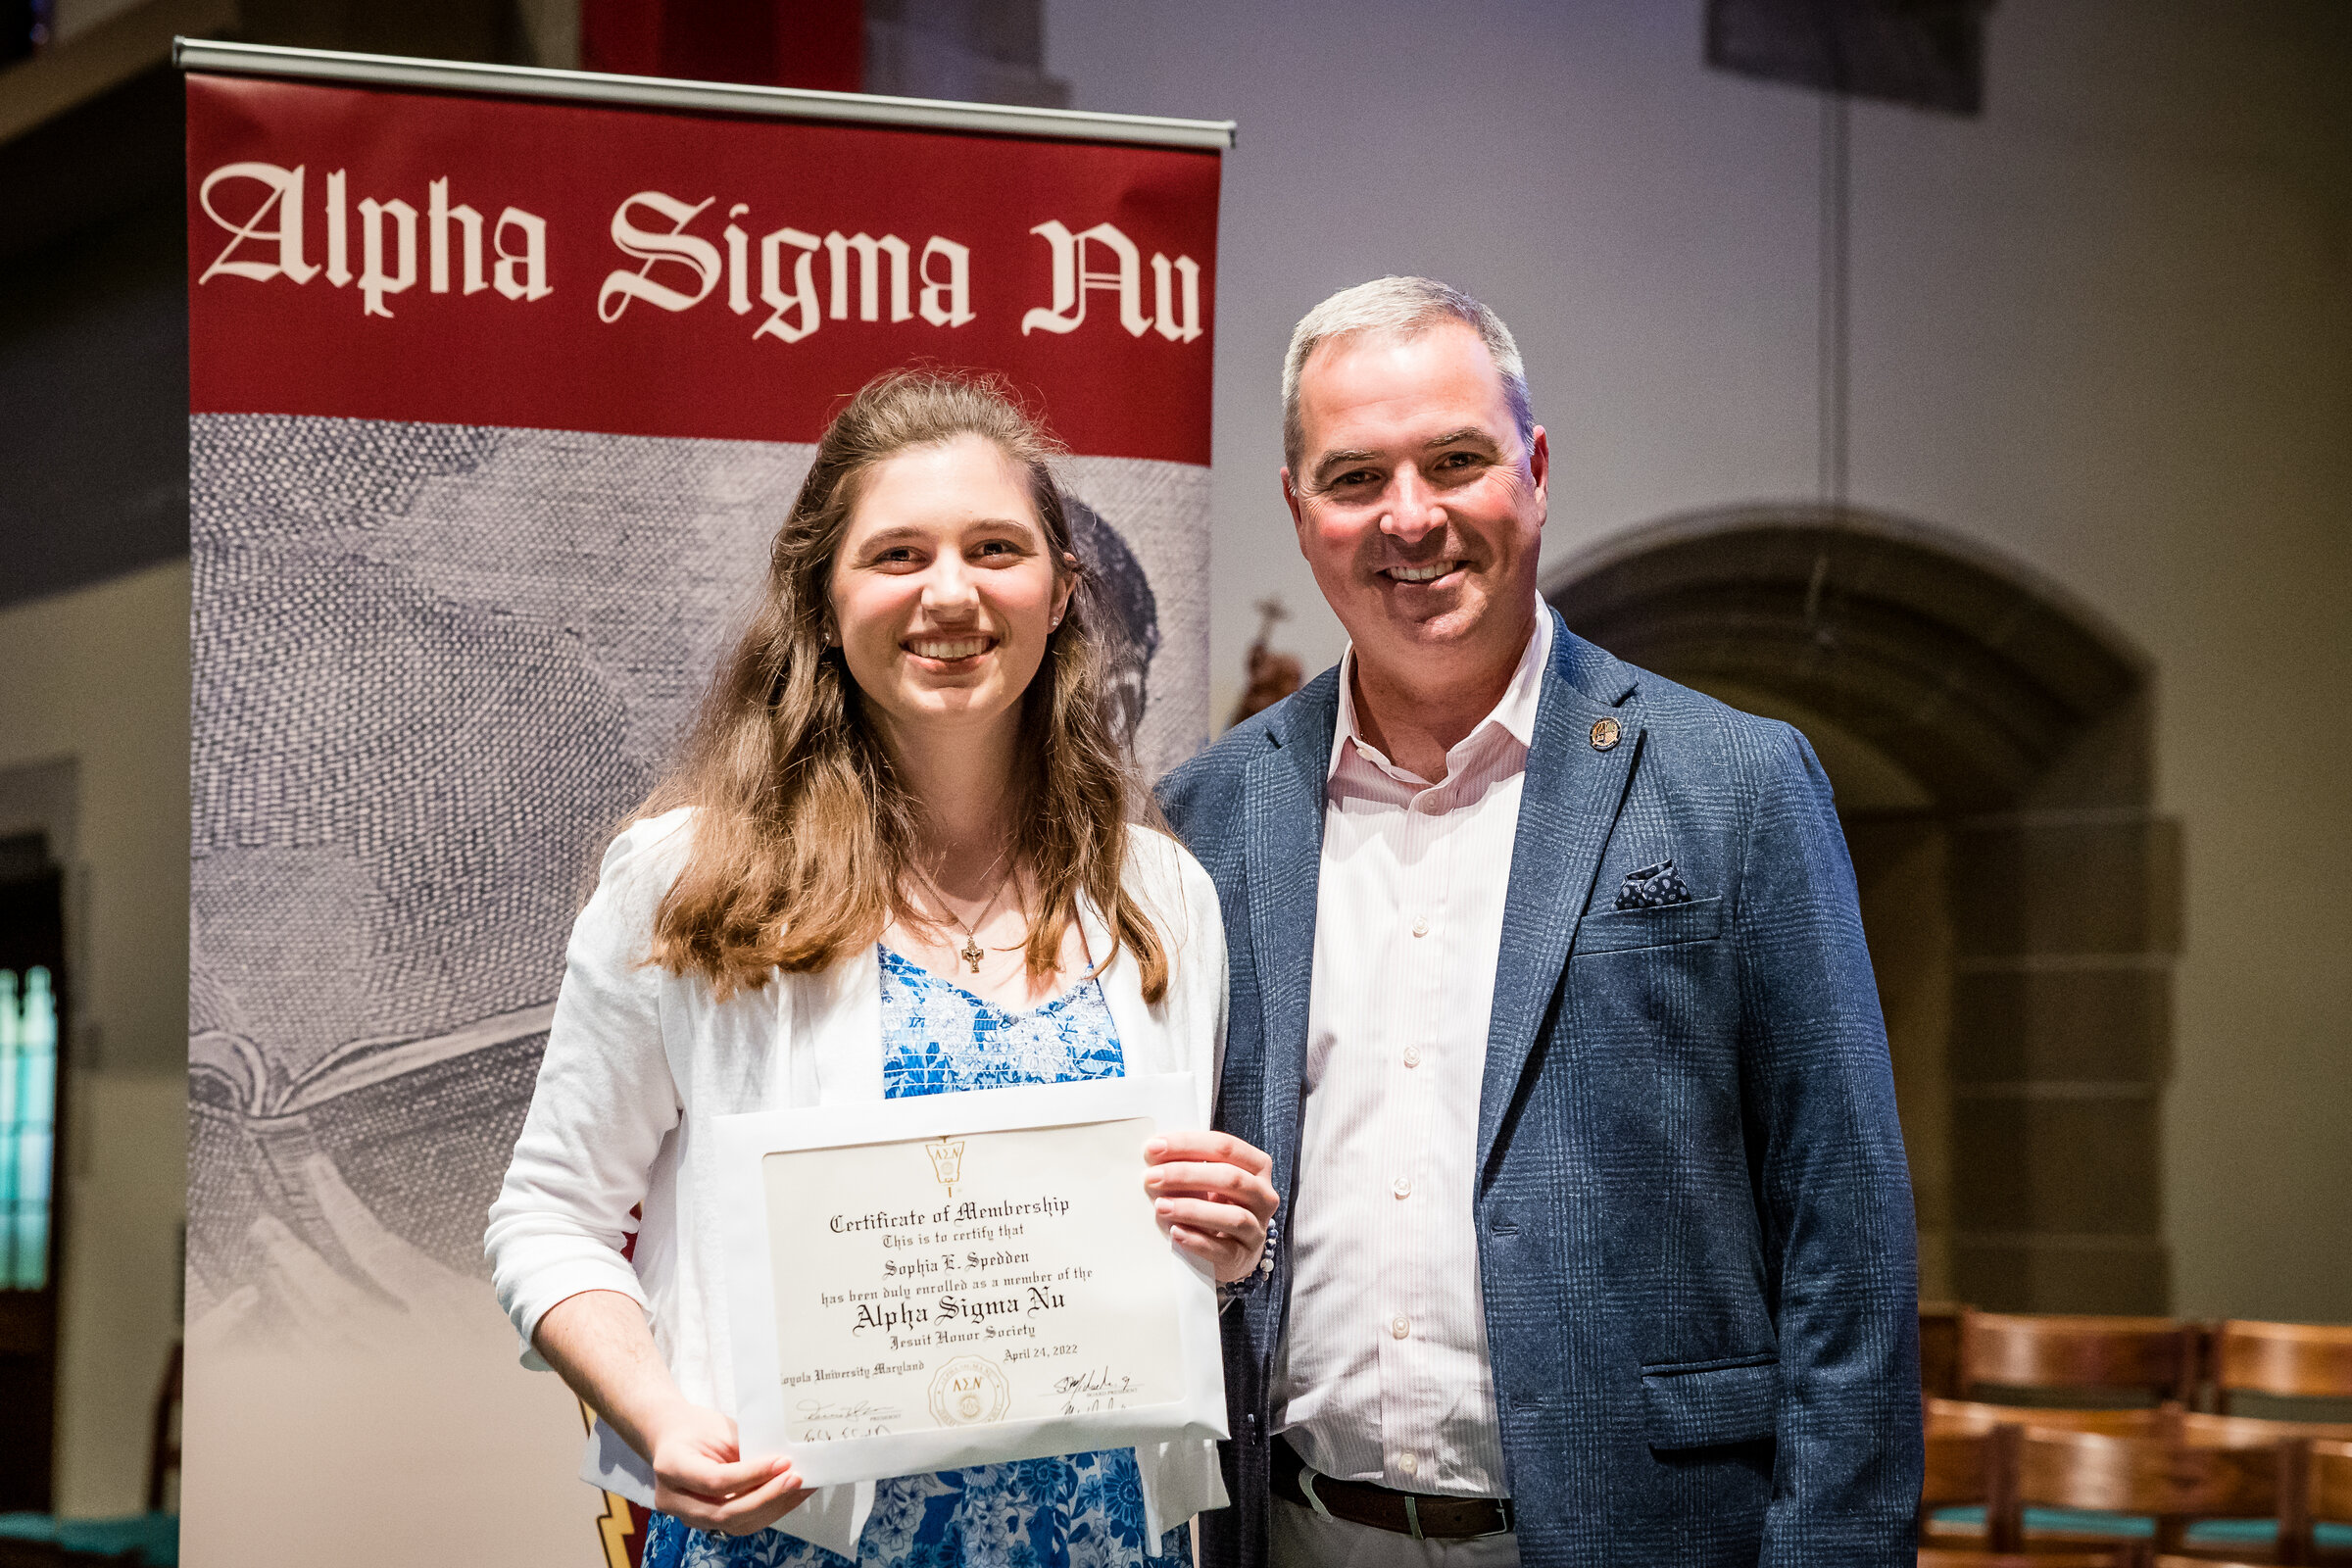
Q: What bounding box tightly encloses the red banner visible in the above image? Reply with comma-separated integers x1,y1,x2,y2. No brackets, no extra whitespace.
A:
182,64,1221,1568
186,74,1218,464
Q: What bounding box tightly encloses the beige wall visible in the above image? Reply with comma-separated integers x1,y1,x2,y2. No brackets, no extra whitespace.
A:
1048,0,2352,1321
0,562,189,1516
1853,5,2350,1323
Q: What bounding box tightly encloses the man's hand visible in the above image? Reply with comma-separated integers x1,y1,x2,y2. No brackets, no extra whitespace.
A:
648,1402,808,1536
1143,1131,1280,1285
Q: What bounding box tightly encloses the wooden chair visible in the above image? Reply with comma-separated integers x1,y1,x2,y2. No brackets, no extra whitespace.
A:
2013,1426,2296,1562
1922,1423,2027,1553
2009,1407,2352,1563
2183,1412,2352,1448
1933,1396,2166,1440
1962,1311,2204,1406
1925,1554,2311,1568
1924,1301,1968,1397
1923,1403,2168,1553
2212,1323,2352,1415
2297,1438,2352,1563
1919,1550,2129,1566
2173,1409,2352,1562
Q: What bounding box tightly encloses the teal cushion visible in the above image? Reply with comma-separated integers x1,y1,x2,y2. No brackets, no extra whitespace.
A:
0,1512,58,1543
61,1511,179,1563
1932,1506,2352,1550
0,1511,179,1564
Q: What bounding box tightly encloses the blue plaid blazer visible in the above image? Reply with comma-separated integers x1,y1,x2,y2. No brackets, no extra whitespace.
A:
1157,611,1923,1567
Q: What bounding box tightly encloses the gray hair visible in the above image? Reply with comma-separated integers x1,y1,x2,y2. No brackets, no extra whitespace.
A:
1281,276,1534,474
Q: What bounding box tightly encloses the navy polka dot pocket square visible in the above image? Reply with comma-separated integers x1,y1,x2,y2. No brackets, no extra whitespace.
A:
1614,858,1694,910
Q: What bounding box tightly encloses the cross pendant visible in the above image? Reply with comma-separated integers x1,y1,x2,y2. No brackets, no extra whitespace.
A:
960,939,984,973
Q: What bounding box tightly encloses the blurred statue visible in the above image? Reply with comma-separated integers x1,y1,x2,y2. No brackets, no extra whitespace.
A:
1063,495,1159,748
1229,595,1302,728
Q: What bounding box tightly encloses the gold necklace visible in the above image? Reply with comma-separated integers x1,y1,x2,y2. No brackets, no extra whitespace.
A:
913,849,1016,973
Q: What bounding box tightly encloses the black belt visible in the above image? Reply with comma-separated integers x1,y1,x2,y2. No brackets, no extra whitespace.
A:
1271,1438,1515,1542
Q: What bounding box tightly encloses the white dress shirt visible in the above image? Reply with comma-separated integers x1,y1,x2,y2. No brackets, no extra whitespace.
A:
1274,603,1551,1498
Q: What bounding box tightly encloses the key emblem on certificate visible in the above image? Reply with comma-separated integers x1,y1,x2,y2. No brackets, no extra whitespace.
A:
925,1135,966,1198
716,1076,1229,1488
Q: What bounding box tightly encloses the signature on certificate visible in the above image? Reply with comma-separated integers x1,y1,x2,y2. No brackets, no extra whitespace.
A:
1053,1365,1141,1415
795,1397,902,1441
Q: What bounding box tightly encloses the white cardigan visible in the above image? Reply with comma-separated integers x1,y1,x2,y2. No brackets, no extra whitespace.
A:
486,808,1232,1558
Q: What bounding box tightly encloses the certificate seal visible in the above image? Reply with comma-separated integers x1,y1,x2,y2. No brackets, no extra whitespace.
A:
928,1356,1011,1426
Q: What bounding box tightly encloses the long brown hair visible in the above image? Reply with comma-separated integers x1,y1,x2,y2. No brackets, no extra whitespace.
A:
634,368,1169,1003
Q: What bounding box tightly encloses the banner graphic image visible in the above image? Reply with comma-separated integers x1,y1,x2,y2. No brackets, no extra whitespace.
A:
180,55,1223,1568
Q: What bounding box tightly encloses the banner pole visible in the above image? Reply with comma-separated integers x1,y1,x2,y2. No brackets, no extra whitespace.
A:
172,37,1237,151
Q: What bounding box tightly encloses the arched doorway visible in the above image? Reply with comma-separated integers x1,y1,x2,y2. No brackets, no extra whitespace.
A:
1546,505,2179,1314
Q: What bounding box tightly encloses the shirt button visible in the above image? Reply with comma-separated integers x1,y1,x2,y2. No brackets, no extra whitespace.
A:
1393,1176,1412,1200
1391,1315,1410,1340
1411,916,1429,937
1402,1046,1422,1068
1397,1452,1418,1476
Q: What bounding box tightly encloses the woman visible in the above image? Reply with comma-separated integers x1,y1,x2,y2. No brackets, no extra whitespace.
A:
486,370,1277,1568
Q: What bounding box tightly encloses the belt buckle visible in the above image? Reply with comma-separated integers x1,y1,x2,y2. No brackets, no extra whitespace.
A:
1295,1462,1335,1522
1473,1498,1515,1539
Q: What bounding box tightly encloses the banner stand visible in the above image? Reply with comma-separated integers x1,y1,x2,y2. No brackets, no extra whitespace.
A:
174,37,1236,150
181,42,1227,1568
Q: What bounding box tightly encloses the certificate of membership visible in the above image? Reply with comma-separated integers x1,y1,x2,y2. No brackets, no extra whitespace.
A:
714,1075,1228,1488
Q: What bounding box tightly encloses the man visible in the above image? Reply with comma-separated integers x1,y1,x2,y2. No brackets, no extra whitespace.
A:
1158,278,1921,1566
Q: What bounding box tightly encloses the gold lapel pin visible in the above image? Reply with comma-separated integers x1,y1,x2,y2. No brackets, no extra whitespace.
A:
1590,716,1621,752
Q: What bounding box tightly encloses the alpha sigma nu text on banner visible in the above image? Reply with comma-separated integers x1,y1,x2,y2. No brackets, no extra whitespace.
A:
180,58,1223,1568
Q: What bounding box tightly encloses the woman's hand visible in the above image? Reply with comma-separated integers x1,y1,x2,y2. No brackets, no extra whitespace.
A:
534,1290,807,1537
1143,1131,1280,1285
647,1402,808,1536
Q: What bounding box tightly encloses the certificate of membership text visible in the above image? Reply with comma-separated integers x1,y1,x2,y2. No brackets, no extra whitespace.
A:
762,1116,1180,1441
719,1075,1226,1487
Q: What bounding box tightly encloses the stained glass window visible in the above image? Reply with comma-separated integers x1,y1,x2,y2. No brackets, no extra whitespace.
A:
0,966,56,1290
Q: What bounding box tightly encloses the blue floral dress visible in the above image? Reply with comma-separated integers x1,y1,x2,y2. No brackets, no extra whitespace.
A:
643,947,1191,1568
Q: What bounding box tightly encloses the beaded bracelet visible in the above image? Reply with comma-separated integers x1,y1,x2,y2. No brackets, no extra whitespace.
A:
1217,1213,1279,1309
